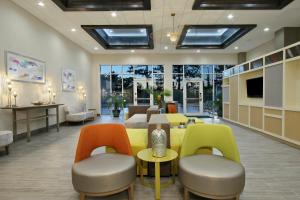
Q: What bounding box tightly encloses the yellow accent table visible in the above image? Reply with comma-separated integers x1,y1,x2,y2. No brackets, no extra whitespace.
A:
137,148,178,200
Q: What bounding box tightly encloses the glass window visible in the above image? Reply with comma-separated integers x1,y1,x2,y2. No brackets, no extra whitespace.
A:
173,65,183,73
182,27,240,46
97,28,149,46
202,65,213,74
111,74,122,94
214,65,224,73
153,65,164,73
100,65,111,74
202,74,213,112
101,73,111,115
135,65,152,78
111,65,122,74
123,65,134,74
184,65,201,79
173,74,184,113
123,74,134,106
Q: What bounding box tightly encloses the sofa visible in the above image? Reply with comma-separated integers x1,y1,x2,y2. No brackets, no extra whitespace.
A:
125,105,160,128
64,105,95,123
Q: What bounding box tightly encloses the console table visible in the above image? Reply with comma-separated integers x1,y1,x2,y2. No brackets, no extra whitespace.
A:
1,104,63,142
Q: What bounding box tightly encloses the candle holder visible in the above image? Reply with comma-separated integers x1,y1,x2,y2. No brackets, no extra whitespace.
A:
48,87,52,104
52,93,56,104
13,91,17,107
6,83,12,107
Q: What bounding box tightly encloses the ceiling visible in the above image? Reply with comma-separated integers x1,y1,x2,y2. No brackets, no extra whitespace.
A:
12,0,300,54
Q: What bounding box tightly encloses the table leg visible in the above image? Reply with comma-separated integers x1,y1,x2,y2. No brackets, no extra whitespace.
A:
155,162,160,200
26,110,31,142
172,160,176,184
45,109,49,132
56,106,59,132
12,110,17,137
139,159,144,184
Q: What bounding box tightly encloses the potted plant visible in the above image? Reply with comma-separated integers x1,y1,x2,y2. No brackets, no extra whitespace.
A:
108,93,125,118
147,87,171,109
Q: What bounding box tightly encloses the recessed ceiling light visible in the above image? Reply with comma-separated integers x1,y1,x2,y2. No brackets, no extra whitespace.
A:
94,47,99,50
131,50,135,53
167,33,171,37
37,1,45,7
111,12,117,17
264,27,270,32
196,50,201,53
71,28,76,32
227,14,234,20
234,46,239,50
164,46,168,50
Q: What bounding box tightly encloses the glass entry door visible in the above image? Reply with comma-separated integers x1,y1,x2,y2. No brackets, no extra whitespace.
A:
184,80,203,115
134,78,153,105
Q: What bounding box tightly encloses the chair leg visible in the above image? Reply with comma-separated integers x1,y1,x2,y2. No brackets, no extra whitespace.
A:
128,184,134,200
5,145,9,155
183,187,190,200
79,193,85,200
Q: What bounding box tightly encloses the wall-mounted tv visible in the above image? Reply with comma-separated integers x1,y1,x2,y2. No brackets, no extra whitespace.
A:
247,77,263,98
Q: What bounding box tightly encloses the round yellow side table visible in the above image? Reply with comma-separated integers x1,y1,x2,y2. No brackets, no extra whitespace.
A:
137,148,178,200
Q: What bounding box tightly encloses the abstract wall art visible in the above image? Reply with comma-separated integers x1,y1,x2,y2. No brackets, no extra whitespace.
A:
6,51,46,84
62,68,76,92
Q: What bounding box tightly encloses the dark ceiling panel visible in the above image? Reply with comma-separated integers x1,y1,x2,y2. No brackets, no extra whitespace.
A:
52,0,151,11
177,25,257,49
192,0,294,10
82,25,154,50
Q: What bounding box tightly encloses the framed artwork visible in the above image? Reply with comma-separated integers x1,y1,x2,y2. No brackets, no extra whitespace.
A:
6,51,46,84
62,68,76,92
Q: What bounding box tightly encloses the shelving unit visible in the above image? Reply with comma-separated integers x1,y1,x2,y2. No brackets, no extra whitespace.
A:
223,41,300,147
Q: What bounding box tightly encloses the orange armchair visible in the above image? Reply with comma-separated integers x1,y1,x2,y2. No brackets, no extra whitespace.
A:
72,124,136,200
167,103,177,113
74,124,132,162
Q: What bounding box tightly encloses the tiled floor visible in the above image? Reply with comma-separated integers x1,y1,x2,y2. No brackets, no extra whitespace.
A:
0,116,300,200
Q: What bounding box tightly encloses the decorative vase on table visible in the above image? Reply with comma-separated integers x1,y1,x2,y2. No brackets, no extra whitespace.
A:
151,124,167,158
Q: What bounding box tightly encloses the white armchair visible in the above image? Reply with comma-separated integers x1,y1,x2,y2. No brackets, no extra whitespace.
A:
0,131,13,155
64,105,95,123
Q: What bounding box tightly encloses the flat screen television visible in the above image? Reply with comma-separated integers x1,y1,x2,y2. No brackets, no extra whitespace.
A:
246,77,263,98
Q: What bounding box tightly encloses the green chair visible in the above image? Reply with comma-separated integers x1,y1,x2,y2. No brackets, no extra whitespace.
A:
179,124,245,200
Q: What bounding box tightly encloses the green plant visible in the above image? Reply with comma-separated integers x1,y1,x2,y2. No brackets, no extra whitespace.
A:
146,87,171,108
108,93,125,111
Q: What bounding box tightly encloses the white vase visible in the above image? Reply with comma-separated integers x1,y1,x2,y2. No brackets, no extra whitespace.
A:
151,124,167,158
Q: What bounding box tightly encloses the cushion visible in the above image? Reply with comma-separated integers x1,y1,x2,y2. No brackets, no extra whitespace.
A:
66,112,86,122
125,114,147,128
165,114,189,126
0,131,13,147
72,153,136,194
85,111,94,119
179,154,245,198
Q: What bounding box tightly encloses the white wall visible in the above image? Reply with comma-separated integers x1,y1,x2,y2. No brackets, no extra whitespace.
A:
91,53,238,113
0,0,92,133
246,39,276,61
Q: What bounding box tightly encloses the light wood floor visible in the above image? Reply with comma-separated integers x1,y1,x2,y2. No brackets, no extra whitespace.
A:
0,116,300,200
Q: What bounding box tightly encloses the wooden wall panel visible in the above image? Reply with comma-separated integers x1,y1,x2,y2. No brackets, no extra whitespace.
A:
250,106,263,129
264,116,282,136
264,108,282,116
229,76,238,122
239,105,249,125
285,111,300,142
223,104,229,119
